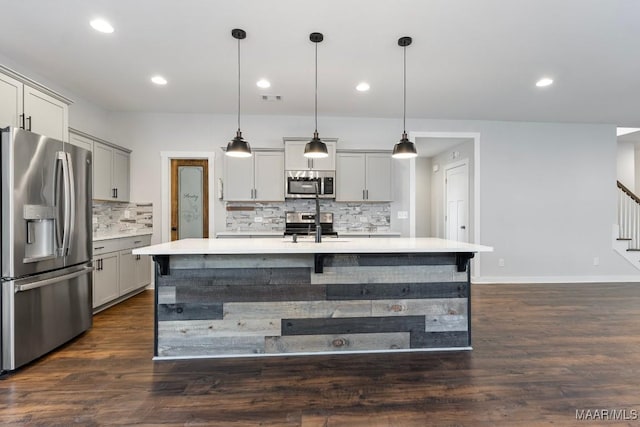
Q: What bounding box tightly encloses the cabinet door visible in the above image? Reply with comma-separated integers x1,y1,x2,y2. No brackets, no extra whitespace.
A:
284,141,311,170
223,155,254,201
310,140,336,170
336,153,366,201
69,133,93,152
135,255,151,288
365,153,392,201
254,152,284,201
0,73,23,128
112,149,130,201
23,85,68,142
93,142,113,200
93,253,119,308
118,249,137,295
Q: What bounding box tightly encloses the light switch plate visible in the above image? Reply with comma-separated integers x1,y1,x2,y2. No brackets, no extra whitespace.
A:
359,216,367,223
397,211,409,219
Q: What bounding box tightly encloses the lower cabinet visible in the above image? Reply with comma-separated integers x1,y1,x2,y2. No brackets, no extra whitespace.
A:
93,235,152,311
93,253,119,307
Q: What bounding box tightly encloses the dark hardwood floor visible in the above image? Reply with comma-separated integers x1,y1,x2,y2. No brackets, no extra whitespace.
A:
2,283,640,426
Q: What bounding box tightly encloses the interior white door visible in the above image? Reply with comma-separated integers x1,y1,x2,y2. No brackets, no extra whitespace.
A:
445,162,469,242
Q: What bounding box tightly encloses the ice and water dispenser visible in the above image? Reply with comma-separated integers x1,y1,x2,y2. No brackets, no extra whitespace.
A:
23,204,56,262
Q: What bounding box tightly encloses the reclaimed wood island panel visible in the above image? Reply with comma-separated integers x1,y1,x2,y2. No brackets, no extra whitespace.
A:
133,238,492,359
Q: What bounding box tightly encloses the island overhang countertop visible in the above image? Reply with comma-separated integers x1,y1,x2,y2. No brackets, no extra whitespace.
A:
137,237,492,359
132,237,493,256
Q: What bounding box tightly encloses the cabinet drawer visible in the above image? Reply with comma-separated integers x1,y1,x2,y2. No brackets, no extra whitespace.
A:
93,234,151,255
93,239,121,256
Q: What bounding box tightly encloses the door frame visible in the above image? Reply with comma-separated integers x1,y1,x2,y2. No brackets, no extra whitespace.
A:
408,131,481,277
160,151,215,243
444,158,469,242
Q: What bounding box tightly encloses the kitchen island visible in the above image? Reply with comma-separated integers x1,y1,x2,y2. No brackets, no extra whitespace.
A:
133,238,492,359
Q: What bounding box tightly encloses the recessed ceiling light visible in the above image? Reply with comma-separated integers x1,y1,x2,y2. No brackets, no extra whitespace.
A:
535,77,553,87
151,75,168,85
256,79,271,89
617,127,640,136
90,18,114,34
356,82,370,92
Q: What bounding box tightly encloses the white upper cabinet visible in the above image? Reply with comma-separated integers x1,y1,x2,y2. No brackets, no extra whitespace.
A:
23,86,68,142
93,140,130,202
254,151,285,201
0,73,23,129
69,131,94,152
224,151,284,202
284,138,336,170
0,66,70,142
336,152,392,202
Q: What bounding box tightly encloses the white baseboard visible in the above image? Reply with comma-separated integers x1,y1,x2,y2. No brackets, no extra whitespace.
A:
473,275,640,284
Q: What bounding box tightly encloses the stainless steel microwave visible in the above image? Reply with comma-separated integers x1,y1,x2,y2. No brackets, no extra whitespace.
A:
285,170,335,199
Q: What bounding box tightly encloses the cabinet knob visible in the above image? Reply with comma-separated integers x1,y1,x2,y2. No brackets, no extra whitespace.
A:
171,227,177,231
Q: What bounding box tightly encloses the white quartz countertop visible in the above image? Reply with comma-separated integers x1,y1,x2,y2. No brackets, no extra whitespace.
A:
93,230,153,242
133,237,493,255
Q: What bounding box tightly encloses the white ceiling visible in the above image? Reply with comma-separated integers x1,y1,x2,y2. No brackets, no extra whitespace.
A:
2,0,640,125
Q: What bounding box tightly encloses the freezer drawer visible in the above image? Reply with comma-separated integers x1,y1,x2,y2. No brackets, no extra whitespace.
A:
1,265,93,371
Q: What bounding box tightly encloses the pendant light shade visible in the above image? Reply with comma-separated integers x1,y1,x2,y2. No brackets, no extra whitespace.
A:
304,32,328,159
226,28,252,158
392,36,418,159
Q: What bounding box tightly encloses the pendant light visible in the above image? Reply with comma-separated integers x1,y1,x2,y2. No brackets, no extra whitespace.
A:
392,36,418,159
304,32,329,158
226,28,252,158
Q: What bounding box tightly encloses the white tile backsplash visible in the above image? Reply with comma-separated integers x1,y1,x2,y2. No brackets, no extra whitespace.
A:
225,200,390,232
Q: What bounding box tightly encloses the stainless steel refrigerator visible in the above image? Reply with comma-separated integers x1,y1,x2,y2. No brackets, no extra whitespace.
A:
1,127,93,372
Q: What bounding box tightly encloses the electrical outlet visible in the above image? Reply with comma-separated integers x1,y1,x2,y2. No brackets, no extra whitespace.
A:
593,257,599,266
254,216,263,223
359,216,367,223
498,258,505,267
124,210,130,219
92,217,98,224
397,211,409,219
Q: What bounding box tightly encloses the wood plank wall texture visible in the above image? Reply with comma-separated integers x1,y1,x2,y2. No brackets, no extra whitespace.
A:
155,253,470,358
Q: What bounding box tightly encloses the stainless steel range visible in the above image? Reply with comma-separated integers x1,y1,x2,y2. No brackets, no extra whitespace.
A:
284,212,338,237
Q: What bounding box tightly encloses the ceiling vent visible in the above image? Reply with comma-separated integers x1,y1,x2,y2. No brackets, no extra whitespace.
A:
261,95,282,102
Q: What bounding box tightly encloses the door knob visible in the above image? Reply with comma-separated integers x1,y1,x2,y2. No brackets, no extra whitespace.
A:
460,225,466,230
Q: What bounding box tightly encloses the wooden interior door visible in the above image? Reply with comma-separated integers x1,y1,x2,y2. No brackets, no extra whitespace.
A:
171,159,209,241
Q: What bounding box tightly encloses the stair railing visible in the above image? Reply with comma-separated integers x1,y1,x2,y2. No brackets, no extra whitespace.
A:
617,180,640,249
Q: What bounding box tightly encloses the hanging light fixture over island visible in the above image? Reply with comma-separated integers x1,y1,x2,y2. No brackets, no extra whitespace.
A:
392,36,418,159
304,32,329,159
225,28,252,158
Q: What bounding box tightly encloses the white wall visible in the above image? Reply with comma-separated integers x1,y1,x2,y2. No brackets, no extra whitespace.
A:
108,112,638,282
617,141,635,192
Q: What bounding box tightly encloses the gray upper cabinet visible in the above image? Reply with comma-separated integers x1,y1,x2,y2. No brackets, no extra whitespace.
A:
93,140,130,202
0,66,70,142
284,139,336,170
336,152,392,202
224,151,284,202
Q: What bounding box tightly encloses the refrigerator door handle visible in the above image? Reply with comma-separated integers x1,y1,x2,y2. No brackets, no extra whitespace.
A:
14,266,94,293
56,151,72,257
54,154,65,253
65,152,76,256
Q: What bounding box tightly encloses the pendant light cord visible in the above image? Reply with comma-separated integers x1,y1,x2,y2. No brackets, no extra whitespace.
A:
237,36,241,131
314,41,318,133
403,44,406,134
